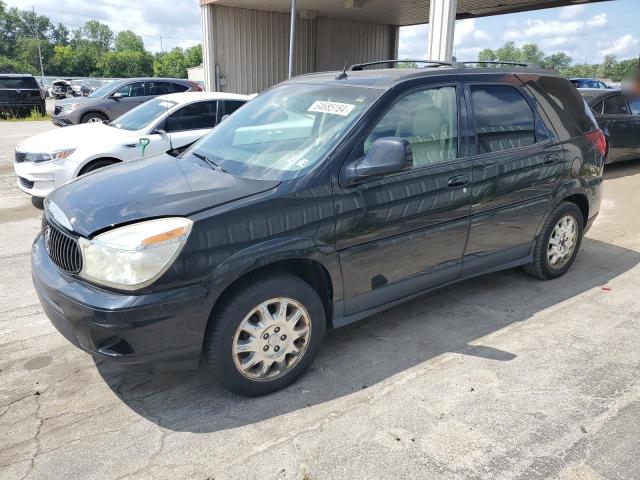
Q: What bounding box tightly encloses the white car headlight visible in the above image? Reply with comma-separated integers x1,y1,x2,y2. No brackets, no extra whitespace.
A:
25,148,76,163
78,217,193,290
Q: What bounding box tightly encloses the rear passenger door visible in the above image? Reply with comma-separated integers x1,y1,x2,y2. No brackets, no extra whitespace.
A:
599,93,635,161
334,83,473,315
462,80,564,276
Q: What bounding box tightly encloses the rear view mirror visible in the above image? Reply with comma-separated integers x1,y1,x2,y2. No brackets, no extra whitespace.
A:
343,137,411,185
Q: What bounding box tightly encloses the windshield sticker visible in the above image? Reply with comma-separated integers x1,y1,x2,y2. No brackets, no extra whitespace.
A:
296,158,310,168
307,101,356,117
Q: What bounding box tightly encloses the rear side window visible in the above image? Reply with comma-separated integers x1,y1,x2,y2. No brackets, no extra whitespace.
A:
522,76,598,138
147,82,172,96
165,101,217,132
604,95,630,115
471,85,535,154
224,100,246,115
0,77,39,89
171,83,189,93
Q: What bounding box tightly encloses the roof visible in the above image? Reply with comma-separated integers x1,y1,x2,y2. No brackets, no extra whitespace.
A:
201,0,611,26
287,65,560,89
161,91,251,104
0,73,35,78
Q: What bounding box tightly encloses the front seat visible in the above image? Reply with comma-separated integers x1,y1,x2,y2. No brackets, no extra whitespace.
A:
404,107,448,166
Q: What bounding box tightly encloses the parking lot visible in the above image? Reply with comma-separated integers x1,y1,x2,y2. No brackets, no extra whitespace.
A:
1,120,639,479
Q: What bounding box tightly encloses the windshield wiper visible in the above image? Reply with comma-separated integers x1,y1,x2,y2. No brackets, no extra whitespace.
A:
192,151,227,173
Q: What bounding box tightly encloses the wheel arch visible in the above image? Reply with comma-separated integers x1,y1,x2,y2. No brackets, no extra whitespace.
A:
80,109,110,123
562,193,589,228
76,156,122,176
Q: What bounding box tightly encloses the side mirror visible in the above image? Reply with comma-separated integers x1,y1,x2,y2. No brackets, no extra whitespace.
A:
111,92,123,100
343,137,411,185
153,128,167,138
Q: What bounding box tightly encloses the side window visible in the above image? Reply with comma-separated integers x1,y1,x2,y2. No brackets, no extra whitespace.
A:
165,101,217,132
115,82,145,97
147,82,172,96
224,100,246,115
592,101,604,114
171,83,189,93
365,86,458,167
471,84,535,154
604,95,630,115
625,97,640,115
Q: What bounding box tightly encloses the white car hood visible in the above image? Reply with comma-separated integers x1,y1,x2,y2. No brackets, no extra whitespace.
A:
16,123,138,154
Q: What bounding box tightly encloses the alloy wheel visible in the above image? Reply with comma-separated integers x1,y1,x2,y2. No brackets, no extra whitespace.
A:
547,215,578,269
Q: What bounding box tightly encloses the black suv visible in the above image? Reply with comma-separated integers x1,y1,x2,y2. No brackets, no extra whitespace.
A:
32,61,605,396
0,74,46,118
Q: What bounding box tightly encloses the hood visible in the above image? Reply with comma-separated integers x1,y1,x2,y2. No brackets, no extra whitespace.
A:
55,96,92,107
47,153,280,237
17,123,134,153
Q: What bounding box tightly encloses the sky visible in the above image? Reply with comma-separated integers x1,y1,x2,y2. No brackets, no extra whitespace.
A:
6,0,640,64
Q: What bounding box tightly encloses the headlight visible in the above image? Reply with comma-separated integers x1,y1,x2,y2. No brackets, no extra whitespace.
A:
26,149,76,163
59,103,78,112
78,218,193,290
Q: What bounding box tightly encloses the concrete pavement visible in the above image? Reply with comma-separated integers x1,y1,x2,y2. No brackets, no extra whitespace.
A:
1,120,639,480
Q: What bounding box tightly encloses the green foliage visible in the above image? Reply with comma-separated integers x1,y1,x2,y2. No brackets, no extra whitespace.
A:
185,44,202,68
153,47,188,78
100,50,153,77
115,30,145,53
0,54,37,74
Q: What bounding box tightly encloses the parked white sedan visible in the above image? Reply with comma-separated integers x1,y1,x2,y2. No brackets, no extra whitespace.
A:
14,91,250,199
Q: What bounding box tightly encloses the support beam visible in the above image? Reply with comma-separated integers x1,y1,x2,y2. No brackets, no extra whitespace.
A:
288,0,297,78
201,3,217,91
427,0,457,62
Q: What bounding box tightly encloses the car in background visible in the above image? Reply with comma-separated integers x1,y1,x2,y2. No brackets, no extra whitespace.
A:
570,78,610,89
0,74,46,118
15,91,249,200
31,63,605,396
582,89,640,164
51,78,201,126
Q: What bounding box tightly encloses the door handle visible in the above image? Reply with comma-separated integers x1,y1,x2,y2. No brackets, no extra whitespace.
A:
543,154,559,165
447,174,470,188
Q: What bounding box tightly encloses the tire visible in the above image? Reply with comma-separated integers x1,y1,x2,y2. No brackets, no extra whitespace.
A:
524,202,583,280
81,112,107,124
79,159,118,176
204,272,326,397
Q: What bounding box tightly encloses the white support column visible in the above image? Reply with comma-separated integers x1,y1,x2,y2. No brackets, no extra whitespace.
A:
201,3,217,92
288,0,297,78
427,0,457,62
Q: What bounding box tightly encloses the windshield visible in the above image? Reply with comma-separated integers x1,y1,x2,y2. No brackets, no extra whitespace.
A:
185,83,380,180
89,82,118,98
112,98,177,131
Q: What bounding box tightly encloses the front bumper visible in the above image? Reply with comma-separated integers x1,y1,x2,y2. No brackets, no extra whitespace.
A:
31,234,210,369
13,159,73,198
51,109,80,126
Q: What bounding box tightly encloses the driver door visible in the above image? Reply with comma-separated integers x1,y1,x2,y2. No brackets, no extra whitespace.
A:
333,82,473,316
110,82,147,118
164,100,219,154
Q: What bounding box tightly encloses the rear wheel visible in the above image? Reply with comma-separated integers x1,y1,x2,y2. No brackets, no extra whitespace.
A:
524,202,583,279
204,273,326,396
81,112,107,124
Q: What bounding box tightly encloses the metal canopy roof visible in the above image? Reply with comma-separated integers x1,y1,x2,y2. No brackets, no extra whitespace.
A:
200,0,611,26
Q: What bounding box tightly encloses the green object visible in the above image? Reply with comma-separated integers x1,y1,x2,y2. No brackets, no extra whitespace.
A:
139,137,150,157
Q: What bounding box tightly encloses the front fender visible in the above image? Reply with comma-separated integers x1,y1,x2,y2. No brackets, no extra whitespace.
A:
202,236,343,307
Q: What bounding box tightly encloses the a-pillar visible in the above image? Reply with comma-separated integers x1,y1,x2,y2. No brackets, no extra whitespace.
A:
427,0,457,62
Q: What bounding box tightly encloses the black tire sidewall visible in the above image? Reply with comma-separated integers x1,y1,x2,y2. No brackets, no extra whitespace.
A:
539,203,583,278
206,274,326,397
80,160,116,175
82,112,106,124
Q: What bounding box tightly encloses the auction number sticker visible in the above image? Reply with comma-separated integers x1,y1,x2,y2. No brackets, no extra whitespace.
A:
308,101,355,116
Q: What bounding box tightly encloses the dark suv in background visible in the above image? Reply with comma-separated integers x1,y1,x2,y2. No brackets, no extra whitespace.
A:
51,77,201,126
32,61,605,396
0,74,46,118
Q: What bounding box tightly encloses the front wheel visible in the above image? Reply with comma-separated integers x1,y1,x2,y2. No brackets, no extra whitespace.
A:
524,202,583,279
204,273,326,396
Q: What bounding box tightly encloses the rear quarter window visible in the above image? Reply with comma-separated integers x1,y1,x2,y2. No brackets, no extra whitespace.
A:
0,77,39,89
521,75,598,140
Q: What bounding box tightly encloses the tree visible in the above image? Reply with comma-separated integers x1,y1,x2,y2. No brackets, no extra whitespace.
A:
50,23,69,46
15,37,48,73
544,52,572,70
114,30,144,53
153,47,187,78
100,50,153,77
47,45,74,76
495,42,521,62
185,44,202,68
82,20,113,55
598,54,617,78
520,44,545,66
478,48,497,62
0,54,36,74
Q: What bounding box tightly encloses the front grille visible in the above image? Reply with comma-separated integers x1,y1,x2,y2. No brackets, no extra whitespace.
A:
14,151,27,163
53,106,61,115
18,176,34,189
42,217,83,274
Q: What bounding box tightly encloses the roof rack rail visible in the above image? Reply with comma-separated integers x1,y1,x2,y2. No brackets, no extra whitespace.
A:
458,61,538,68
349,59,456,71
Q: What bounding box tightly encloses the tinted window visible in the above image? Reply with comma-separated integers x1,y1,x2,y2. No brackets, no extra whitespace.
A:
166,101,217,132
523,76,598,138
604,95,630,115
171,83,189,93
592,101,604,114
112,98,177,131
628,97,640,115
146,82,172,96
115,82,145,97
225,100,246,115
365,86,458,167
471,85,535,154
0,77,39,89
